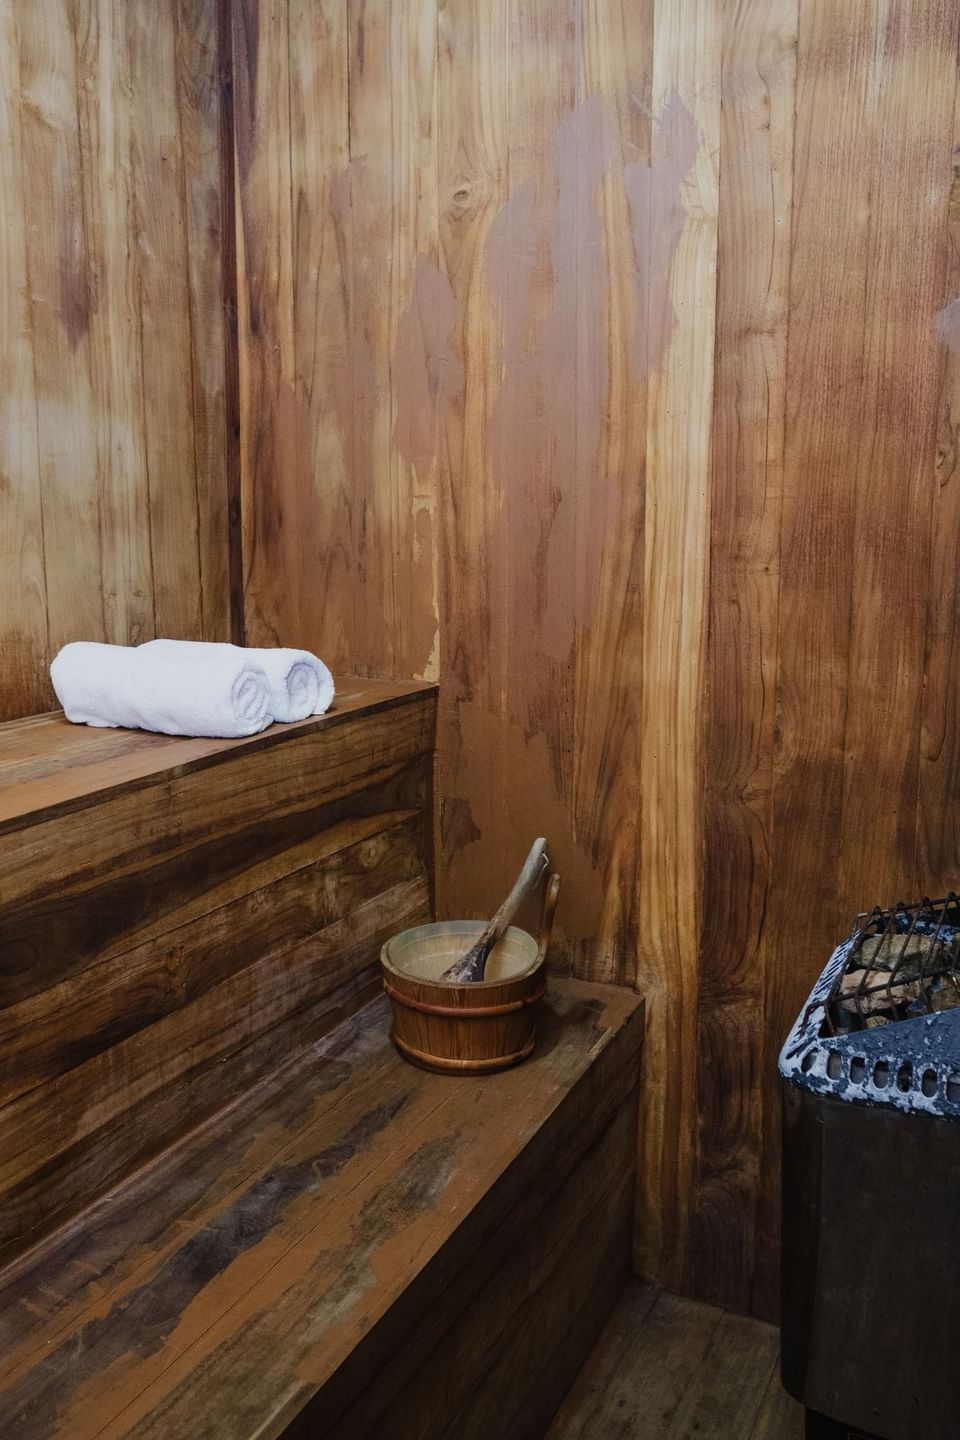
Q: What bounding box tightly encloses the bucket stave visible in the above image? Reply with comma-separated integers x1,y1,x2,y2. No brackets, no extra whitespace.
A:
381,921,546,1073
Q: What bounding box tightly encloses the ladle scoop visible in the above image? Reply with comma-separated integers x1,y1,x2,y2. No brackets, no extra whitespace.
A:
441,837,550,983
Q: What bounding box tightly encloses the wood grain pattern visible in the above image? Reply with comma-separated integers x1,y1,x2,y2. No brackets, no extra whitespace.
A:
229,0,960,1317
0,0,230,721
0,980,643,1440
543,1283,801,1440
634,0,720,1296
0,682,436,1262
4,0,947,1321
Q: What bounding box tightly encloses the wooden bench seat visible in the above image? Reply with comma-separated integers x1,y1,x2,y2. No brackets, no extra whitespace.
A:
0,679,437,1264
0,982,642,1439
0,683,644,1438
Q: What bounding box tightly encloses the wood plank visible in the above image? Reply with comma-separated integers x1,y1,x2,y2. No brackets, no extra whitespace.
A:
0,0,230,721
756,0,960,1319
233,0,296,645
324,1098,635,1440
663,1309,781,1437
0,3,49,721
0,678,434,827
0,717,432,1005
918,26,960,893
569,0,651,984
635,0,720,1294
0,980,643,1440
546,1284,797,1440
748,1363,804,1440
125,0,204,639
692,0,798,1313
0,683,435,1262
0,873,429,1264
543,1283,660,1440
14,0,106,659
340,0,441,680
80,0,155,644
0,1011,398,1373
434,0,510,915
175,0,231,640
558,1290,724,1437
286,0,352,665
0,810,429,1104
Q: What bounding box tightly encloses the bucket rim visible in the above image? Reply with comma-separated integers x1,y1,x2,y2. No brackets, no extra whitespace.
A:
380,920,543,988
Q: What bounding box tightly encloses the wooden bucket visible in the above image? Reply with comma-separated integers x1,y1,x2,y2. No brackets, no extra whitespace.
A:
381,921,548,1074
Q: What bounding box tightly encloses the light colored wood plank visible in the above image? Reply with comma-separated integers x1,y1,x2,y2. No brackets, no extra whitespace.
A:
635,0,720,1293
693,0,798,1312
567,0,650,984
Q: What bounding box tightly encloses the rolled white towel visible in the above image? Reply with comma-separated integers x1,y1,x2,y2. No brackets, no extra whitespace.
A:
50,641,273,739
142,640,335,722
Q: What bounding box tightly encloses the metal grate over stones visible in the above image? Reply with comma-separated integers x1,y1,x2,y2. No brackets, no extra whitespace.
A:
779,894,960,1118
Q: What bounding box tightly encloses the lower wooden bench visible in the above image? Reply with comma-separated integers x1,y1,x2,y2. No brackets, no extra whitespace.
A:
0,979,643,1440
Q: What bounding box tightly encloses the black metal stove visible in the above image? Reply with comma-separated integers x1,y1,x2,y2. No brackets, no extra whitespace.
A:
779,895,960,1440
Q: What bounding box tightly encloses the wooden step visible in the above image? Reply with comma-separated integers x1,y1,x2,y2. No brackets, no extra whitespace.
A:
0,979,643,1440
0,679,437,1265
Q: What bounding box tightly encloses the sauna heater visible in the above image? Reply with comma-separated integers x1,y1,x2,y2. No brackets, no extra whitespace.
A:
779,894,960,1440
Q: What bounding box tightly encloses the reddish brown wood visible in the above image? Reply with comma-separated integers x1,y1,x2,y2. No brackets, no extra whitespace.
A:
0,681,437,1262
0,981,643,1440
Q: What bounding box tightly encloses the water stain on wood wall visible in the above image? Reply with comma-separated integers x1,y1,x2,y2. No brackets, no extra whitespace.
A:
233,0,960,1319
4,0,960,1324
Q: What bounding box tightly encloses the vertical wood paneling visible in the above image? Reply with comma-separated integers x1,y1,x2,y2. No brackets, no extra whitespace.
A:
343,0,440,680
223,0,960,1318
0,0,229,721
16,0,104,655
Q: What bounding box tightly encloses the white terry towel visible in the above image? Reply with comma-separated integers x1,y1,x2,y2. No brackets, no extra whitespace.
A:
50,641,273,739
142,640,335,722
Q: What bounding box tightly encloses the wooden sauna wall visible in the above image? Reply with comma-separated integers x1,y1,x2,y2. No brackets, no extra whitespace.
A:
234,0,960,1319
0,1,231,722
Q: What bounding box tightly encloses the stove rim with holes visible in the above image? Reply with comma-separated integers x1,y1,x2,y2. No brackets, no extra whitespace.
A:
779,892,960,1118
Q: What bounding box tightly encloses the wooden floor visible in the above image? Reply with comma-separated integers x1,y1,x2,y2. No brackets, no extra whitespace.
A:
544,1284,803,1439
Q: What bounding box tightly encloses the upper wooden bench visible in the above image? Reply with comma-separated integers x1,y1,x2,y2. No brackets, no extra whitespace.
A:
0,681,644,1440
0,678,437,1263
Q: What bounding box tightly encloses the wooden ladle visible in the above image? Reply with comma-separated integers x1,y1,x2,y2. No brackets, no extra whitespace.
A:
441,837,550,983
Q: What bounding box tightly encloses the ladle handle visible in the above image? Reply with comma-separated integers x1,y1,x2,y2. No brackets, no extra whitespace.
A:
442,837,549,982
538,873,561,963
